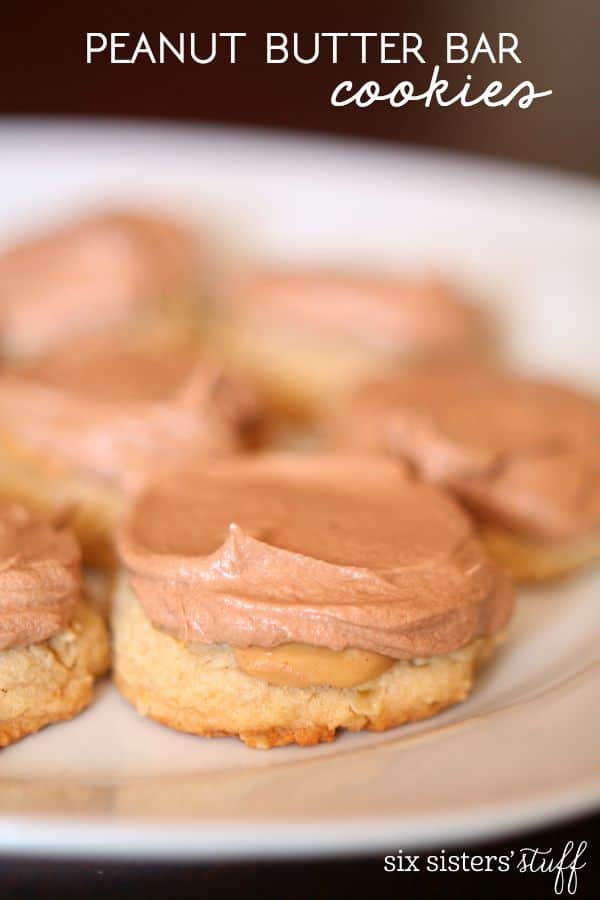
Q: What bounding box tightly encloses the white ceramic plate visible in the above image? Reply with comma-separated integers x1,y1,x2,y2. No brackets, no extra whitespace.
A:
0,120,599,861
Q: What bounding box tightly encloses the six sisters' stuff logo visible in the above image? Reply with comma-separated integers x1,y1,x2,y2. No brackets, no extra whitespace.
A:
384,841,587,895
517,841,588,895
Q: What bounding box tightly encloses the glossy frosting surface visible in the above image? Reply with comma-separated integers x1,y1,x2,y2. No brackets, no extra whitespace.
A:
119,455,513,657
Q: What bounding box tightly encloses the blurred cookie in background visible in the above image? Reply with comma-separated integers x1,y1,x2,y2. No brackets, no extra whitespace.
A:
0,334,261,567
0,209,206,359
330,363,600,582
209,268,492,422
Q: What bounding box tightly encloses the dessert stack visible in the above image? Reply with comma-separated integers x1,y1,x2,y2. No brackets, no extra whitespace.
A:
0,207,596,748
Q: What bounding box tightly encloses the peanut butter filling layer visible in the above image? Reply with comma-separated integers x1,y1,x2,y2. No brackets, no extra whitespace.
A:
233,642,395,688
119,455,513,660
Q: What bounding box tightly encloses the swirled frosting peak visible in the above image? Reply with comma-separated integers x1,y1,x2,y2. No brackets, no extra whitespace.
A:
119,455,513,657
0,504,81,651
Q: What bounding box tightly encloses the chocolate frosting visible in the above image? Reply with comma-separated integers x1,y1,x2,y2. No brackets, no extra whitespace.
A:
0,504,80,650
119,455,513,658
333,365,600,541
224,269,486,354
0,337,259,492
0,211,199,356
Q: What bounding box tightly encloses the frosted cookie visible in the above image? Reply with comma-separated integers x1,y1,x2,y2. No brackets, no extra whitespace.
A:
210,269,489,420
331,365,600,581
0,504,109,748
114,455,513,748
0,336,260,566
0,210,203,359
